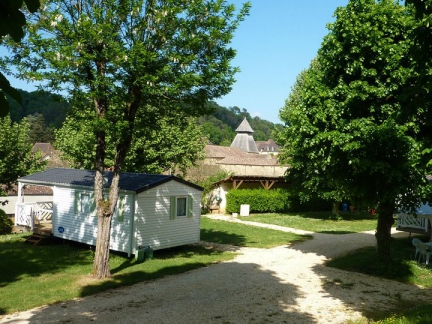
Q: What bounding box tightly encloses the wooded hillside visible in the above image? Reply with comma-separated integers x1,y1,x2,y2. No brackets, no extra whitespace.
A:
7,89,281,146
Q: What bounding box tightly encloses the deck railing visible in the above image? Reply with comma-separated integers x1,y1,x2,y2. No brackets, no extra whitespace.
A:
15,202,53,230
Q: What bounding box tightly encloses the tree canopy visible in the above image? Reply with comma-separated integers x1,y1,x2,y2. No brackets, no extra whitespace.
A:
278,0,430,261
0,0,40,117
2,0,250,278
0,115,46,195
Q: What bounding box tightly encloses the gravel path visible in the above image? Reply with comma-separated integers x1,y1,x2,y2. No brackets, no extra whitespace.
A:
2,215,432,324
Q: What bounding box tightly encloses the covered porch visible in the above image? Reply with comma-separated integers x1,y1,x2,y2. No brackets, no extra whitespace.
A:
14,182,53,237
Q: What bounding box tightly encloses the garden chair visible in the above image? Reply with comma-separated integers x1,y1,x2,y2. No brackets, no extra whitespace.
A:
412,238,421,260
416,241,431,266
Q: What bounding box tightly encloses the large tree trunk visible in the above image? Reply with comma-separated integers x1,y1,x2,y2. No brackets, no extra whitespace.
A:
374,200,395,263
91,88,140,279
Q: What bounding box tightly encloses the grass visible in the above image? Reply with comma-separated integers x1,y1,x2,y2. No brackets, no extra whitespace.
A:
200,217,311,248
239,211,379,233
326,235,432,323
0,232,235,315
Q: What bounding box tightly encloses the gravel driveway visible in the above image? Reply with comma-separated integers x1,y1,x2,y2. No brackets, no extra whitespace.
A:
2,215,432,324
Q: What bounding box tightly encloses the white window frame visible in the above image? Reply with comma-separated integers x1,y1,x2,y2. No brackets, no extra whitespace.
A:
170,195,193,219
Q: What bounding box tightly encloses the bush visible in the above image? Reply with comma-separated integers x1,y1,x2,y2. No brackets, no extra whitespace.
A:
226,189,291,213
225,189,332,214
0,209,13,235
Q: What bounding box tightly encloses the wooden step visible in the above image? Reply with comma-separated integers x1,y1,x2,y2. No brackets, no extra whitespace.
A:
24,234,50,246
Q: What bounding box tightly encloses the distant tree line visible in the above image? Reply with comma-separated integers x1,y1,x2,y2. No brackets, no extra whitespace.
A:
7,90,280,147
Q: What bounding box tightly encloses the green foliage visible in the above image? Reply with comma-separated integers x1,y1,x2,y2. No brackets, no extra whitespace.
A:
7,90,70,129
198,102,282,145
277,0,430,260
55,105,205,174
0,209,13,235
226,189,291,213
0,0,40,117
0,115,46,191
4,0,250,277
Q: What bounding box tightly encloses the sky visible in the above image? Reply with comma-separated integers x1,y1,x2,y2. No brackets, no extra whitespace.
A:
216,0,350,124
3,0,350,125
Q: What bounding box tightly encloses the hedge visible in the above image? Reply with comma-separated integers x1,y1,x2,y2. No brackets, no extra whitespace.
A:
226,189,291,213
0,209,13,235
225,189,331,214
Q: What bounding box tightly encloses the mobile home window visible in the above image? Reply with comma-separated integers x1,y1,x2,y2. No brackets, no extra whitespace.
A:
176,197,187,217
74,191,95,215
170,195,193,219
80,193,91,214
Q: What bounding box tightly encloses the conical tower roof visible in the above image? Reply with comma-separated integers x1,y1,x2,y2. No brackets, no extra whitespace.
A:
230,118,259,153
235,117,254,133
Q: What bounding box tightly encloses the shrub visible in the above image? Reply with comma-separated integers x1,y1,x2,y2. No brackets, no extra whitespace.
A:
0,209,13,235
226,189,291,213
225,189,332,214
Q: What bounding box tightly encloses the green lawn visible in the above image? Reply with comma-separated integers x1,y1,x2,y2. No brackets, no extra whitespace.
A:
239,211,379,233
200,217,311,248
0,233,235,315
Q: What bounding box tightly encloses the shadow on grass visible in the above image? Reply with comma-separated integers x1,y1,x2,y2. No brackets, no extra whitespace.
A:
318,230,356,234
0,234,93,289
295,211,377,221
200,228,247,247
321,235,432,322
83,245,230,297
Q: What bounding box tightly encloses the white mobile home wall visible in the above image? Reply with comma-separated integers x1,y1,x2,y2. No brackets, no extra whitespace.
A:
133,180,201,253
53,186,133,254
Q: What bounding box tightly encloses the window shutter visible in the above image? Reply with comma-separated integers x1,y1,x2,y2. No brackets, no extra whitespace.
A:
187,195,193,218
74,191,80,214
170,196,176,220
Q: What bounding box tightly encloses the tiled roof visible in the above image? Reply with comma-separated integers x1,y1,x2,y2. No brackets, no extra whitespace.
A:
204,145,245,159
32,143,55,157
4,184,53,196
18,168,203,193
256,139,280,153
218,155,279,166
205,145,283,166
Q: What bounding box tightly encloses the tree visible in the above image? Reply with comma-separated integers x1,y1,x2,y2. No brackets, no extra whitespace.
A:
0,115,46,195
55,104,205,175
3,0,250,278
278,0,428,262
403,0,432,170
0,0,40,117
27,113,55,143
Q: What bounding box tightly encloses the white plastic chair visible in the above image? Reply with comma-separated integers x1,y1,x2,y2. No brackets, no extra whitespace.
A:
412,238,421,260
417,241,431,266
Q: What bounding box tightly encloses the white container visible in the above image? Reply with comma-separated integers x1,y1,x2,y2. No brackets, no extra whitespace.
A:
232,213,238,217
240,204,250,217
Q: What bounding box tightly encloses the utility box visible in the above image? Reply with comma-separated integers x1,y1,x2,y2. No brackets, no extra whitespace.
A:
135,248,145,262
240,204,250,216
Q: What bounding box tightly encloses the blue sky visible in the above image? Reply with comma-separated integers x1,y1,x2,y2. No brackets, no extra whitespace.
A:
4,0,349,125
216,0,349,124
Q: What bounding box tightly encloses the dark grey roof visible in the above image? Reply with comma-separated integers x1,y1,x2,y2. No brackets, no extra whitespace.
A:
18,168,203,193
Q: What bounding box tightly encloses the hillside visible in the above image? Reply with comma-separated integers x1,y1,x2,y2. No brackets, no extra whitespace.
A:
7,90,281,145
